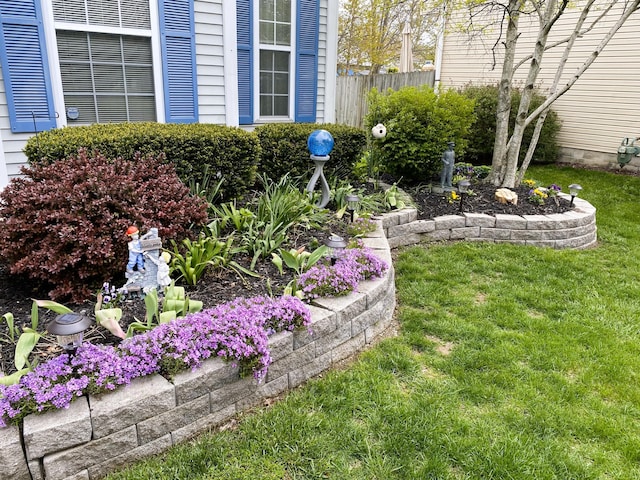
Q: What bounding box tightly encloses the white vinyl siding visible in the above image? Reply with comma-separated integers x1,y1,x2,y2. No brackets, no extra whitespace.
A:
440,4,640,160
194,0,226,124
316,0,328,122
0,62,35,182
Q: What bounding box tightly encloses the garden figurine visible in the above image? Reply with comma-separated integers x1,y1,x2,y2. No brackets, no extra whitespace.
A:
440,141,456,189
125,226,151,275
144,251,172,289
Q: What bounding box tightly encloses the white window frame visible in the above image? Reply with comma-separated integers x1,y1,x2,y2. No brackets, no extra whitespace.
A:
40,0,165,127
253,0,295,123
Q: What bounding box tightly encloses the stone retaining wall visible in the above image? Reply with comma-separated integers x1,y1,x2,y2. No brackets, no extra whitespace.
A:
2,197,598,479
383,195,597,250
2,224,396,480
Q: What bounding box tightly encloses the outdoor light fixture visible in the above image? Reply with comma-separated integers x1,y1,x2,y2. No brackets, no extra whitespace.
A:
568,183,583,207
325,234,347,265
305,129,335,208
345,194,360,223
47,313,93,353
458,179,471,213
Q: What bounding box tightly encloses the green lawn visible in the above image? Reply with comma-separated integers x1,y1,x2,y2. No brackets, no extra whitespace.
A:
107,165,640,479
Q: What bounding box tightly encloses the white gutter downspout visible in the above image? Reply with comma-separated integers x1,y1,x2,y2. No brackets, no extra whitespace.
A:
434,3,447,94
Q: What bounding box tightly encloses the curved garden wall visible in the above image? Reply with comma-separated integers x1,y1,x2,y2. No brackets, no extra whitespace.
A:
2,224,396,480
383,195,597,250
2,195,597,479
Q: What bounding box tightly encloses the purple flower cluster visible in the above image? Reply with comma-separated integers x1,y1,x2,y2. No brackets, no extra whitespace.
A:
0,295,310,427
298,246,388,299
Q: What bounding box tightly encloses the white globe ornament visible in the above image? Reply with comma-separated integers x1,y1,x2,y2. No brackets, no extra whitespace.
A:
371,123,387,139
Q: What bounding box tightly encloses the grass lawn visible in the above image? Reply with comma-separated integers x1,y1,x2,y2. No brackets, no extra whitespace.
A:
107,165,640,480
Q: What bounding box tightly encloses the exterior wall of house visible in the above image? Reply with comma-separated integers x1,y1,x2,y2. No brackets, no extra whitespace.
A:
439,3,640,168
0,0,337,189
0,62,33,183
194,0,227,125
316,0,338,123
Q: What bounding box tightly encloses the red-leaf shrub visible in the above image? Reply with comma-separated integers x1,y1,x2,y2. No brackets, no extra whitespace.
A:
0,149,208,301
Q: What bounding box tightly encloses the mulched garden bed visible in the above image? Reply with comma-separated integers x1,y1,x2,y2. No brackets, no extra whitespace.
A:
0,182,571,375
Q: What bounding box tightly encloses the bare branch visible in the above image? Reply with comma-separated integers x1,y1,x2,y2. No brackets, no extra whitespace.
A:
524,0,640,128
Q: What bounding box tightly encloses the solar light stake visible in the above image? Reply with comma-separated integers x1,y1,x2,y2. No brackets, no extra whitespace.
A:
458,180,471,213
325,234,347,266
568,184,582,207
345,194,360,223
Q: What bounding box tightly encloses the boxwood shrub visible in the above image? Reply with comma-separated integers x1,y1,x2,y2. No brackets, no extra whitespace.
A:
24,122,260,201
365,86,476,183
254,123,366,182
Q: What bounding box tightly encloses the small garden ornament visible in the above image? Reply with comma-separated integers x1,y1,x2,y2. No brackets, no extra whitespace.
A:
144,251,172,290
440,142,456,190
121,227,165,296
126,226,148,275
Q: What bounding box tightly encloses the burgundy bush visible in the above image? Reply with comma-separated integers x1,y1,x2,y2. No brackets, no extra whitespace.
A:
0,149,208,301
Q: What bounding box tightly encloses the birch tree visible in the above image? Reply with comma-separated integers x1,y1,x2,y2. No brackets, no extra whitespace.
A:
462,0,640,187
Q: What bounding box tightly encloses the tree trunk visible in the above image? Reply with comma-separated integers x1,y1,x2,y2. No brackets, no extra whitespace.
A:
500,0,567,188
516,0,595,184
488,0,522,186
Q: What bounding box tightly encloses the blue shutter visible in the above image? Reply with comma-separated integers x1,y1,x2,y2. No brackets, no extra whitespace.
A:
236,0,253,125
158,0,198,123
295,0,319,123
0,0,56,133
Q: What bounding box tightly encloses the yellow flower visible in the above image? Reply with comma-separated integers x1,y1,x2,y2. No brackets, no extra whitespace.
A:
533,188,547,198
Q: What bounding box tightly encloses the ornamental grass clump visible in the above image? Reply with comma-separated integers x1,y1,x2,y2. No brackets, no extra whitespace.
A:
0,295,310,427
298,246,389,299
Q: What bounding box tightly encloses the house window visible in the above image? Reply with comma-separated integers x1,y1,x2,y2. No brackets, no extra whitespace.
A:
52,0,151,29
57,31,155,123
259,0,291,45
53,0,156,124
258,0,291,118
236,0,319,124
259,50,289,116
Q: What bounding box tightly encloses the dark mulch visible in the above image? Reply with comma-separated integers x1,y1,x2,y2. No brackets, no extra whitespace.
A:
0,182,571,375
413,183,572,220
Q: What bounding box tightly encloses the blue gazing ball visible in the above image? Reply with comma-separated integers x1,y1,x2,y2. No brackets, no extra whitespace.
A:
307,129,334,156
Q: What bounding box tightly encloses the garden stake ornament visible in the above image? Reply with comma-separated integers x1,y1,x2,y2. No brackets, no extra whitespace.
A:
305,129,334,208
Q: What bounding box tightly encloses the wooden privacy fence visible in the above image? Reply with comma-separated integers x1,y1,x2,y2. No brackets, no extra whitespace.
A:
335,71,435,128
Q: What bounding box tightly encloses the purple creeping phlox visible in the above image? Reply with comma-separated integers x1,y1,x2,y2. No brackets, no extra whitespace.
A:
298,245,388,299
0,295,310,427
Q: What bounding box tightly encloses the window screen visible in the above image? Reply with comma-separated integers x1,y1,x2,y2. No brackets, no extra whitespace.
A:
57,30,156,123
259,50,289,116
53,0,151,29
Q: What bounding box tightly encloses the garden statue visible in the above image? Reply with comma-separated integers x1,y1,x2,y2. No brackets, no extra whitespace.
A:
121,227,165,296
126,226,148,275
440,142,456,189
144,251,172,290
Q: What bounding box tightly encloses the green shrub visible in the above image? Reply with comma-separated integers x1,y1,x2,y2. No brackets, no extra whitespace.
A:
0,149,208,301
254,123,366,183
365,86,476,183
24,122,260,201
461,84,561,165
